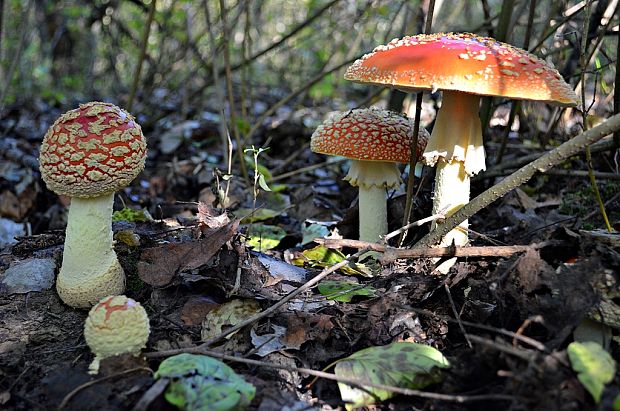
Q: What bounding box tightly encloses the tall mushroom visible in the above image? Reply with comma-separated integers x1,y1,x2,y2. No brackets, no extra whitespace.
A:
311,107,429,243
344,33,578,270
39,102,147,308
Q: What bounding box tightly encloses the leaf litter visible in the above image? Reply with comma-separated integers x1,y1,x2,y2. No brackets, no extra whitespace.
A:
0,94,619,411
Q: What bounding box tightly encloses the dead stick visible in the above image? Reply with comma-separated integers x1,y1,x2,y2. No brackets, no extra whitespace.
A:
315,238,545,262
314,238,387,252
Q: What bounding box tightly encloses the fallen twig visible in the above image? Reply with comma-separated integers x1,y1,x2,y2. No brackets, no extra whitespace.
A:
314,238,547,263
481,137,615,177
479,167,620,180
444,284,472,348
385,211,446,243
466,334,535,362
410,308,548,352
269,158,347,183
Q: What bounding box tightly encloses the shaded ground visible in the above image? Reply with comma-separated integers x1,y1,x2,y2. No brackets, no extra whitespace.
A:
1,99,619,410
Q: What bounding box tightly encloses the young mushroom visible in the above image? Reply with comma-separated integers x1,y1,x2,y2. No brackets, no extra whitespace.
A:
345,33,578,271
84,295,150,373
39,102,147,308
311,107,429,243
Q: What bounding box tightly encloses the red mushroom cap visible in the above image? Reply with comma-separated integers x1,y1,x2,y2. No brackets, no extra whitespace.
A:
39,102,147,198
345,32,578,107
310,107,428,163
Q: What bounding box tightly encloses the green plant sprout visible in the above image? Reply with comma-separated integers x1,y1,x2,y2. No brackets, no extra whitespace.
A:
244,146,273,251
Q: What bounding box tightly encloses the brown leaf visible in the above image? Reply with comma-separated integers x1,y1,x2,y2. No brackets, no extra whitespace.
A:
197,201,230,229
283,313,334,349
138,220,239,286
0,189,35,220
515,248,553,293
180,297,220,325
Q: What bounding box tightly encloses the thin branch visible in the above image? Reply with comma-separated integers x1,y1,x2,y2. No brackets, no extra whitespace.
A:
233,0,339,73
483,137,615,175
444,283,472,348
314,238,549,263
579,0,613,231
401,0,436,244
240,56,359,148
219,0,250,187
0,0,31,112
127,0,156,111
269,158,347,183
481,168,620,181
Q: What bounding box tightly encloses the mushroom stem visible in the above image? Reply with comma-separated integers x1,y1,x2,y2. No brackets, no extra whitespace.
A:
358,185,388,243
345,160,402,242
423,91,485,175
431,158,470,247
56,195,125,308
422,91,484,272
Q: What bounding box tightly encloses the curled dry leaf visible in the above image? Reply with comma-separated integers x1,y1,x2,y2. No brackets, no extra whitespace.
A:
138,220,239,286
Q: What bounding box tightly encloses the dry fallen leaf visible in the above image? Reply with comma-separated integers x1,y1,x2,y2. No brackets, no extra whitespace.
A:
138,220,239,286
197,201,230,229
180,296,221,325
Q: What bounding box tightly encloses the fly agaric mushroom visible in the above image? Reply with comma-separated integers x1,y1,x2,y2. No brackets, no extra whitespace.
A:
84,295,150,373
39,102,147,307
311,107,429,243
345,33,577,270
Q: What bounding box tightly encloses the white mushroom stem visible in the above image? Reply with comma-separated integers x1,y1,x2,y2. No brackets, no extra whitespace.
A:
56,194,125,308
344,160,402,243
432,158,470,247
422,91,485,272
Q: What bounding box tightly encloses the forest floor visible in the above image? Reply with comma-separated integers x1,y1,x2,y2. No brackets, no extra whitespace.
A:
1,98,619,411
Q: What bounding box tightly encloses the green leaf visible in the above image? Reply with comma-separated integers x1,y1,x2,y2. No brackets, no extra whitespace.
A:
567,341,616,403
246,224,286,250
155,353,256,411
291,245,371,276
235,118,251,135
257,173,272,192
300,223,330,246
243,154,272,180
334,342,450,410
613,393,620,411
318,280,376,302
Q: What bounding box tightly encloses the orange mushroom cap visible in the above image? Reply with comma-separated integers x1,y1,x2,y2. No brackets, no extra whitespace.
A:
310,107,428,163
345,32,578,107
39,102,147,198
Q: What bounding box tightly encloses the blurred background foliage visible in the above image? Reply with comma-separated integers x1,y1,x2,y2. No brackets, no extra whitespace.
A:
0,0,617,131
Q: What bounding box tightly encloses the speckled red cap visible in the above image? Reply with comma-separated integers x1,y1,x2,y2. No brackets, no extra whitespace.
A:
39,102,147,198
345,32,578,106
311,108,428,163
